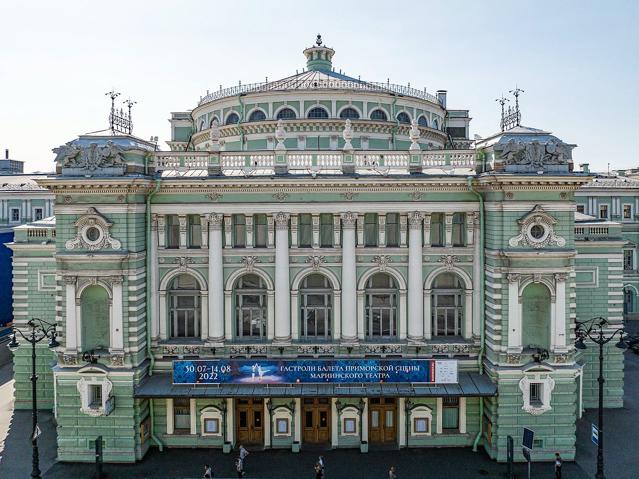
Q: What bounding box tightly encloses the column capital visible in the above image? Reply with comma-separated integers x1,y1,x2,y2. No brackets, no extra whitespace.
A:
207,213,223,228
507,273,520,283
341,211,357,228
274,212,290,229
408,211,424,229
151,213,159,231
110,275,124,285
63,275,77,286
554,272,568,282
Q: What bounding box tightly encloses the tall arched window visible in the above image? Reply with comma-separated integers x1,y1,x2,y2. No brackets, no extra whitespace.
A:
431,273,464,337
169,274,201,338
365,273,398,339
370,109,388,121
225,112,240,125
339,107,360,119
300,274,332,340
81,285,110,350
396,112,411,124
521,283,551,349
433,119,439,130
234,274,267,340
276,108,297,120
307,107,329,119
417,116,428,127
248,110,266,122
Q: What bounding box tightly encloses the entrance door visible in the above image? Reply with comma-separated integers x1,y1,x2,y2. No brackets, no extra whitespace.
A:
236,398,264,446
302,398,331,444
368,398,397,444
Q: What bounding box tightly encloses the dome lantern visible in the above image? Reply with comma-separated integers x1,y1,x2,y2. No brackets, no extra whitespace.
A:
303,34,335,72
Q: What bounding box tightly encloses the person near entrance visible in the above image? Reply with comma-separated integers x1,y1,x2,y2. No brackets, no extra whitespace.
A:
318,455,325,478
554,453,562,479
235,456,244,478
314,461,323,479
239,445,249,472
202,464,213,478
388,465,397,479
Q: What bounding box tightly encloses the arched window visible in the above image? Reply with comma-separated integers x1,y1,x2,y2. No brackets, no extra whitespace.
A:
307,107,329,119
433,119,439,130
431,273,464,337
199,120,205,131
234,274,267,340
370,109,388,121
300,274,332,340
81,285,110,350
169,274,201,338
365,273,398,339
210,116,219,127
248,110,266,122
396,112,411,124
521,283,551,349
225,112,240,125
276,108,297,120
339,107,360,119
417,116,428,128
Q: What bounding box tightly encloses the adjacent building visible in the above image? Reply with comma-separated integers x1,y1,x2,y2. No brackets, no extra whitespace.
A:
9,38,625,464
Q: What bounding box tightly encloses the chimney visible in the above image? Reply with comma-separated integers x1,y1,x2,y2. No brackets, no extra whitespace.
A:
436,90,447,109
4,149,8,160
580,163,590,174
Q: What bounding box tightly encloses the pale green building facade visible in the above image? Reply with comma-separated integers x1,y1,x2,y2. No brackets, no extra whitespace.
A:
9,38,625,465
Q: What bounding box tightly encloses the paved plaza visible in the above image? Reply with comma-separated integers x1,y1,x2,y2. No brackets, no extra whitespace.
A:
1,335,638,478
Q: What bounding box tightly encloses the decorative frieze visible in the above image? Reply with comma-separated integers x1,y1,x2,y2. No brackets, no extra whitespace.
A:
305,255,326,271
272,192,289,202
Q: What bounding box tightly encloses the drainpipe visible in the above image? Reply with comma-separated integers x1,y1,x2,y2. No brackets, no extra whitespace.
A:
467,176,486,452
149,399,163,451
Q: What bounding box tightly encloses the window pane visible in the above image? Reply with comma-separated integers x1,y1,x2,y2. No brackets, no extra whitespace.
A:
299,214,312,247
364,213,378,246
320,214,333,247
233,215,246,247
452,213,465,246
431,213,444,246
443,407,459,429
254,214,267,247
385,410,394,427
386,213,399,247
371,411,379,428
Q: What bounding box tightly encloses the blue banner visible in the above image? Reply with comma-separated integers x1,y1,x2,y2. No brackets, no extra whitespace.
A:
172,359,458,385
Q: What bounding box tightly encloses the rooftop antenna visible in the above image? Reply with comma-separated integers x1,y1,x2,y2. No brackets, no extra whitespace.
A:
496,95,509,132
123,98,136,134
105,90,121,133
509,86,524,126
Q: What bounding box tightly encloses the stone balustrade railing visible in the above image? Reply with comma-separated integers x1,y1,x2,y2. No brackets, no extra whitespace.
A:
153,149,476,176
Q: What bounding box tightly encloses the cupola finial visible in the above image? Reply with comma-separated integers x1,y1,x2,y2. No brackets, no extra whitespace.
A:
303,35,335,72
316,34,323,46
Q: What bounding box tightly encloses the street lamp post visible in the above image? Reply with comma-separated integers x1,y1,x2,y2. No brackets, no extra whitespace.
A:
8,318,60,479
575,316,627,479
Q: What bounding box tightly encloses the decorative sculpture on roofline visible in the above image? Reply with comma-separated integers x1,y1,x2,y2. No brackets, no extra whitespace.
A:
53,141,127,171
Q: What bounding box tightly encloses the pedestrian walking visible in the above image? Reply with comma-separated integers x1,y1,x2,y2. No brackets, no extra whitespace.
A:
235,456,244,478
388,465,397,479
554,453,562,479
314,462,323,479
239,444,249,471
203,464,213,478
318,455,325,477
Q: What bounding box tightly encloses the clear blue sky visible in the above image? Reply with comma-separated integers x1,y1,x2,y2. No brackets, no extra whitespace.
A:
1,0,637,172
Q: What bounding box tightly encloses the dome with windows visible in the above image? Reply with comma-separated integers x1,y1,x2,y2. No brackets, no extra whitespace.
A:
170,36,471,153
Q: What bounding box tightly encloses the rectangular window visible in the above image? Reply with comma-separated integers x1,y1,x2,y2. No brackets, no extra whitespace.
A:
529,383,542,407
413,417,429,434
174,398,191,432
298,214,312,248
624,250,634,271
276,418,289,435
451,213,466,247
320,213,333,247
343,417,357,434
442,397,460,431
254,214,267,247
623,204,633,219
34,208,44,221
364,213,378,247
385,213,399,247
204,418,220,434
10,208,20,223
89,384,102,408
430,213,444,246
576,204,585,214
233,214,246,248
187,214,201,248
599,205,608,219
166,214,180,248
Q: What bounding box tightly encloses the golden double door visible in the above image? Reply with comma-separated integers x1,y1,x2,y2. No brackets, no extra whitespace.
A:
302,398,331,444
236,398,264,446
368,398,397,444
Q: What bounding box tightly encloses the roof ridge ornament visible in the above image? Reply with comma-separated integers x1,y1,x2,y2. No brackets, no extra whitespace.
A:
498,87,524,131
316,34,322,46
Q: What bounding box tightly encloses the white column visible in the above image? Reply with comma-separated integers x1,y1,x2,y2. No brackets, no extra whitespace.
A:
507,274,521,351
398,398,406,447
150,215,160,341
459,397,467,434
111,276,124,351
291,290,299,340
159,291,168,340
436,398,443,434
294,398,301,444
208,214,224,342
361,398,369,443
224,291,233,341
64,276,78,352
190,399,197,434
331,399,339,447
423,289,432,340
166,398,174,434
407,212,424,341
464,291,473,339
274,212,291,342
200,292,209,340
341,212,358,342
333,292,342,340
554,273,567,351
226,398,234,445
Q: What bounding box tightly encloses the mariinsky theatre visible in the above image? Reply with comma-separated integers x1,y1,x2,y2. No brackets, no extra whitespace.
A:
8,37,625,463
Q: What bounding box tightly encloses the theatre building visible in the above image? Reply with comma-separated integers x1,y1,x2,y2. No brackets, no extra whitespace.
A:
9,37,625,463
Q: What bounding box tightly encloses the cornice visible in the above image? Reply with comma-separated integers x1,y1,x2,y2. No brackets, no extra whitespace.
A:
475,174,590,191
